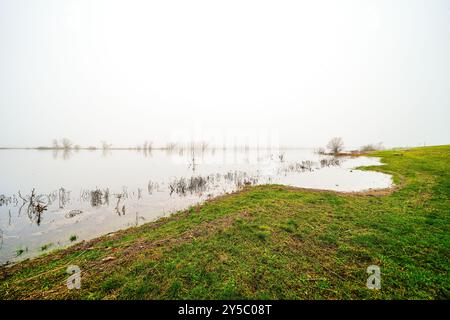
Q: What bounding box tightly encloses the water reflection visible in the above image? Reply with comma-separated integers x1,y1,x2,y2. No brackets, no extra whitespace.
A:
0,156,345,228
43,146,292,162
17,189,49,226
114,193,126,216
50,149,78,160
320,158,341,167
0,170,266,228
147,181,161,194
0,149,392,264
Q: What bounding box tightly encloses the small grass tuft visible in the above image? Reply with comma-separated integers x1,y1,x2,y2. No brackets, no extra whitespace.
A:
40,243,53,251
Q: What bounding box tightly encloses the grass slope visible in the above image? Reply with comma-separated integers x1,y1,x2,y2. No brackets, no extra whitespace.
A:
0,145,449,299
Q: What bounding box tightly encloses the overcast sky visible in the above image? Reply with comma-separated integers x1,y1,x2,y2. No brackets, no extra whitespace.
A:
0,0,449,149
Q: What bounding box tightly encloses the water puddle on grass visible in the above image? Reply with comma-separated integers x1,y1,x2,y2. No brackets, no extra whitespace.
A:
0,148,392,264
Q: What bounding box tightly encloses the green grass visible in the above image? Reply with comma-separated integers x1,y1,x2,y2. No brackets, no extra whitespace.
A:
0,145,449,299
69,235,77,242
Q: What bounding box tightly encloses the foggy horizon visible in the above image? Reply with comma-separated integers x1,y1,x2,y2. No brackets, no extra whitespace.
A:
0,0,449,303
1,0,449,149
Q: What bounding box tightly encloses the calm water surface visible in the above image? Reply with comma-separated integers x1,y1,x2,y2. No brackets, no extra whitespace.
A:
0,148,392,264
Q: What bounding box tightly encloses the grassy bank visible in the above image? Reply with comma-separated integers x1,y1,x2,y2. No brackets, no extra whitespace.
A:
0,145,449,299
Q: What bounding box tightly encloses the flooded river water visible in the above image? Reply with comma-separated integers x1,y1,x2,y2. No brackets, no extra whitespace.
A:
0,148,392,264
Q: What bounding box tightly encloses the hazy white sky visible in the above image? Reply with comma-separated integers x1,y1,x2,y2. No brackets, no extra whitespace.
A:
0,0,449,148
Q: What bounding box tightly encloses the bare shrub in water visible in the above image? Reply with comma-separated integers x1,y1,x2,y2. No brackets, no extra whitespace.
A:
58,188,71,208
114,194,125,216
18,189,48,226
0,194,15,206
52,139,60,149
61,138,73,150
148,181,160,194
188,176,208,192
315,147,326,155
165,142,177,151
104,188,110,205
200,142,209,152
320,158,341,167
101,141,112,150
223,171,259,187
169,175,216,196
79,188,108,207
281,161,314,173
360,142,384,152
169,177,188,195
90,189,103,207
